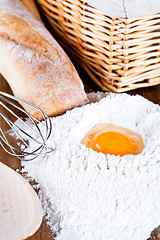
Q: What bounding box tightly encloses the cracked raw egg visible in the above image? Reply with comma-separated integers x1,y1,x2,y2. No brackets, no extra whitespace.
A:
81,123,144,156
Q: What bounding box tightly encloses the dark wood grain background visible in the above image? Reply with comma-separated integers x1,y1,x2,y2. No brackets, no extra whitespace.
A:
0,59,160,239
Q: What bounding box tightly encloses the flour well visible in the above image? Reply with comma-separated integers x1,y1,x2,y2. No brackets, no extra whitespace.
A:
22,93,160,240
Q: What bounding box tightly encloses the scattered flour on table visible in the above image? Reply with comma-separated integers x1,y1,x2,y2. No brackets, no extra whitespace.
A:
21,92,160,240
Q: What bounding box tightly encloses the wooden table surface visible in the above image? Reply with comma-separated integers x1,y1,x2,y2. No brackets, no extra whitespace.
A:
0,61,160,239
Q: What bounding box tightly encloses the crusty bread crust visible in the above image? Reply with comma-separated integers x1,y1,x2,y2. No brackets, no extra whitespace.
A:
20,0,42,21
0,12,58,61
0,0,88,120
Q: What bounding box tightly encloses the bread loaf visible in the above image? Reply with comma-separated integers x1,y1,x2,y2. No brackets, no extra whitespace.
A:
20,0,42,22
0,0,88,119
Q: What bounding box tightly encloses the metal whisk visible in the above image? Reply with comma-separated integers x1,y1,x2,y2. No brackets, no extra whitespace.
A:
0,91,53,161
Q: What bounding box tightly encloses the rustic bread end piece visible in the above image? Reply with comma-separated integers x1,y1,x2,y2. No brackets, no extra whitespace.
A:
20,0,42,22
0,0,88,120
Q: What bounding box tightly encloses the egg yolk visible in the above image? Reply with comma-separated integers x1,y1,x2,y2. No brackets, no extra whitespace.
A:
81,123,144,156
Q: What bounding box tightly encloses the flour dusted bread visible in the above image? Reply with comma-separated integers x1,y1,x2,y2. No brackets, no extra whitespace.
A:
20,0,42,21
0,0,88,119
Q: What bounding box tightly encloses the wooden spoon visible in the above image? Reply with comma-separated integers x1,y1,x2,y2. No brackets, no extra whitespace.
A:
0,162,43,240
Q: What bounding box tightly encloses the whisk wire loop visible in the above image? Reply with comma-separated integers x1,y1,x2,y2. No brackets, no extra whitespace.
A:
0,91,53,161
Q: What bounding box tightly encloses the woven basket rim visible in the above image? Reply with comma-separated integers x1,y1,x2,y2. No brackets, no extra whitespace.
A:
36,0,160,93
75,1,160,22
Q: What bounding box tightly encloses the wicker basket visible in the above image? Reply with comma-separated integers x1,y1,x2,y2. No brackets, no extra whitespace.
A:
35,0,160,92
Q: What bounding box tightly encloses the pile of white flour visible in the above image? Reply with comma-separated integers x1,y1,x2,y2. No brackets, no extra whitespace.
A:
22,92,160,240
